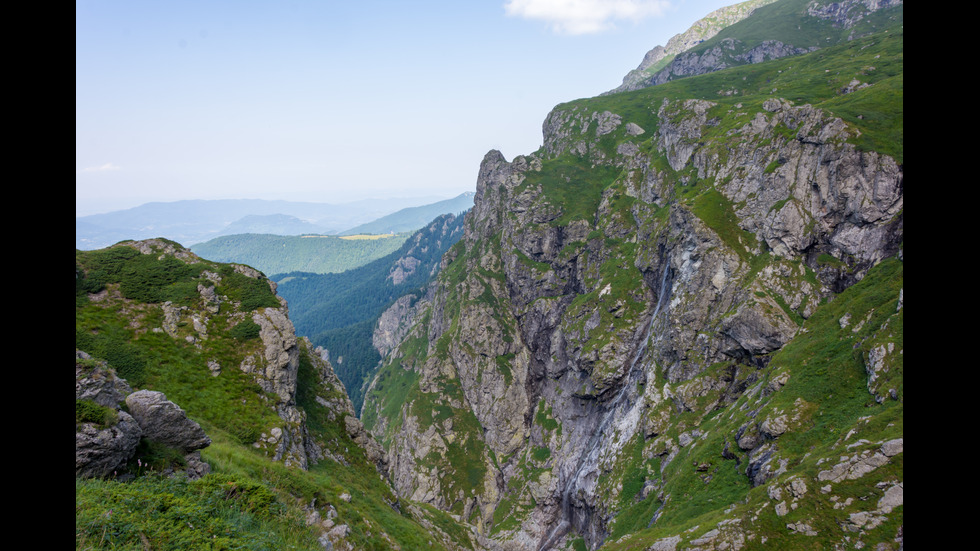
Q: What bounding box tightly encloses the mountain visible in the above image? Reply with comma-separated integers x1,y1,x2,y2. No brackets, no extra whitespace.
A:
359,1,903,550
75,196,456,250
610,0,902,94
76,1,902,549
609,0,780,94
273,212,467,413
341,192,476,235
75,238,477,549
215,213,327,237
191,232,411,276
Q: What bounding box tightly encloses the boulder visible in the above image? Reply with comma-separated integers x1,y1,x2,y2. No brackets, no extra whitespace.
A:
124,390,211,452
75,411,142,478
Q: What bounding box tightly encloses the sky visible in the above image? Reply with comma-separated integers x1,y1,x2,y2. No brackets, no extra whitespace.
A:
76,0,737,217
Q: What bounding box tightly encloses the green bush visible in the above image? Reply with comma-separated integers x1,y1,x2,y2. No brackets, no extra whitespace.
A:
75,331,148,387
228,319,261,341
75,399,118,427
117,254,196,303
77,246,205,305
216,268,280,311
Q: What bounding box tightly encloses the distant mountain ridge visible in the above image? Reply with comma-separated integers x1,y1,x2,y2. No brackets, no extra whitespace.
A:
75,194,469,250
340,192,474,235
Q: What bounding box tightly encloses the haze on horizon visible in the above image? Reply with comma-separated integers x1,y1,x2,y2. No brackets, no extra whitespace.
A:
76,0,735,217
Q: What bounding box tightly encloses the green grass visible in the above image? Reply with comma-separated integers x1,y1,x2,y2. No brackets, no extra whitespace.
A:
76,399,119,427
520,155,623,226
557,17,903,163
691,188,759,263
76,473,318,551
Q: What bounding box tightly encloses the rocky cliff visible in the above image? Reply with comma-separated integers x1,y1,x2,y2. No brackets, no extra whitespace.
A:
361,3,903,549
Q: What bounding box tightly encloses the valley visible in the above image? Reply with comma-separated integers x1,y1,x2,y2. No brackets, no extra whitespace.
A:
76,1,902,549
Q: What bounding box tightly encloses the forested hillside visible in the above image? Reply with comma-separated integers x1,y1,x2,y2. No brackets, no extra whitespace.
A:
275,213,466,411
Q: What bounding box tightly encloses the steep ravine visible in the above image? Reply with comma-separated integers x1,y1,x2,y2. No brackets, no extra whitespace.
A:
362,33,902,549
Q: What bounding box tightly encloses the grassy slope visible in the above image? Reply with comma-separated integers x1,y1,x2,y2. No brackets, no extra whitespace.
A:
75,241,473,550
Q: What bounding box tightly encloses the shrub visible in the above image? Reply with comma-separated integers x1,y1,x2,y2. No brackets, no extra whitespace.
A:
75,331,148,387
216,268,280,312
229,319,262,341
117,254,195,303
76,399,118,427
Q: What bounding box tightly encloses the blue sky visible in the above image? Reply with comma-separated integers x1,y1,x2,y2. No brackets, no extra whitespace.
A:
76,0,736,216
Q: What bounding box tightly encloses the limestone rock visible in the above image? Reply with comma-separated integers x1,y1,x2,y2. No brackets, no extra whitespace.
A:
124,390,211,452
345,414,387,467
75,411,142,478
373,295,422,358
75,352,132,408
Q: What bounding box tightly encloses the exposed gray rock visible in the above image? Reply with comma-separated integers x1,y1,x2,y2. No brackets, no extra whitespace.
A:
807,0,903,30
75,352,132,407
252,306,299,403
373,294,422,358
388,255,421,285
75,411,142,478
344,414,387,467
608,0,780,94
124,390,211,452
877,482,903,513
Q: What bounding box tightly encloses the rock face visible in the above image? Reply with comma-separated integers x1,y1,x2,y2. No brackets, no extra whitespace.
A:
361,19,903,547
76,352,133,407
75,410,143,479
373,294,424,359
125,390,212,451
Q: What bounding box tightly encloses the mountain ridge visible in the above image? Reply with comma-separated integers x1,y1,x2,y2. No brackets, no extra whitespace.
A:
608,0,902,94
75,194,469,250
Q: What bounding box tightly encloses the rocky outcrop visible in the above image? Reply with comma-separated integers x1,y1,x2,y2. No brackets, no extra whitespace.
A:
75,411,143,479
75,351,132,407
373,294,423,358
76,239,391,481
807,0,904,30
125,390,211,451
76,353,211,479
125,389,213,479
636,38,817,90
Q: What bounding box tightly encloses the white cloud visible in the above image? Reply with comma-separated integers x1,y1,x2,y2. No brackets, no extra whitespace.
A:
504,0,671,35
79,162,122,173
